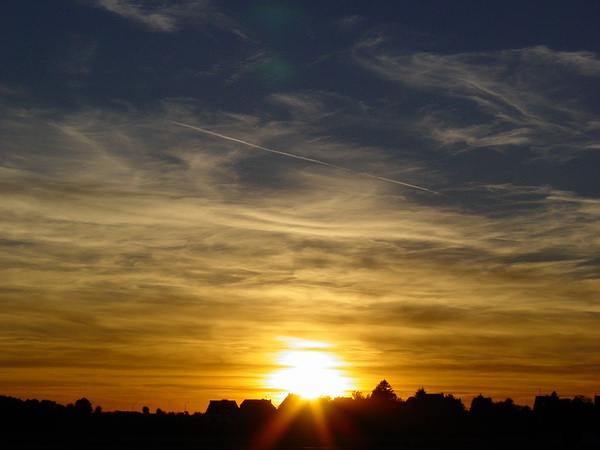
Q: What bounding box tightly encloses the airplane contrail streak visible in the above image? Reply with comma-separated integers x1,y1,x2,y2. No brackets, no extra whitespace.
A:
169,121,446,196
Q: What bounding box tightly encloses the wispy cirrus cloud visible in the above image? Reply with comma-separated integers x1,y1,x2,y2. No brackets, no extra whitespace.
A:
2,102,598,297
353,39,600,162
95,0,244,36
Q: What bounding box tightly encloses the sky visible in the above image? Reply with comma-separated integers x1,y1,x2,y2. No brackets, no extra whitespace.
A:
1,0,599,413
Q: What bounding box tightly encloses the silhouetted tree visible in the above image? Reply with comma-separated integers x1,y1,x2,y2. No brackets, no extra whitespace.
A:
351,390,367,401
371,379,397,402
142,406,150,415
74,397,93,416
415,387,427,400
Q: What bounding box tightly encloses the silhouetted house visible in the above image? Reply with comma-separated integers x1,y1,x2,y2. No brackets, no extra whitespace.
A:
534,392,560,413
407,389,448,409
205,400,239,423
470,394,493,416
278,393,304,413
407,391,449,414
534,396,548,412
239,399,276,418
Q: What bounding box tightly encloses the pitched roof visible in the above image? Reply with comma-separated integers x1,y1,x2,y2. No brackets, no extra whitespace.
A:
205,399,239,415
239,399,276,415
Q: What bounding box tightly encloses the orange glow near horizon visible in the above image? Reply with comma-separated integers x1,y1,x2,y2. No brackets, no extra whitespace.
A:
268,339,353,401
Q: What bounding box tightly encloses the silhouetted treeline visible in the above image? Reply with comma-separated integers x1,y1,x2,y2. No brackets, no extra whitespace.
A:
2,383,599,449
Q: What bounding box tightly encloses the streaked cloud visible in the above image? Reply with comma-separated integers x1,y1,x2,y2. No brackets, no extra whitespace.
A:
353,39,599,163
95,0,244,36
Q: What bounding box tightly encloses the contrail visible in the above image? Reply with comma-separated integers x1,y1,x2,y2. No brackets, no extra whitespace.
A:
169,121,446,196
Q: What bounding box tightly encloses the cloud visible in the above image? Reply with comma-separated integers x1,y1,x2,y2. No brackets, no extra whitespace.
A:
95,0,244,36
1,84,599,408
352,41,600,162
2,106,596,286
96,0,178,32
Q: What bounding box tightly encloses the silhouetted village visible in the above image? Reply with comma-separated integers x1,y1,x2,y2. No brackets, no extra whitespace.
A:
2,381,600,449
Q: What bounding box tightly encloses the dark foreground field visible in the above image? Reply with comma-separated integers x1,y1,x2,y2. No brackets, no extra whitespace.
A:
4,433,600,450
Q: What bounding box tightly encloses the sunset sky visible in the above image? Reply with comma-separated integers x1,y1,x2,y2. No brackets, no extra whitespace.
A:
1,0,599,413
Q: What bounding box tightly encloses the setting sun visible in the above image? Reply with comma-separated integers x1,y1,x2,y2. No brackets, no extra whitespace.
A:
269,347,352,400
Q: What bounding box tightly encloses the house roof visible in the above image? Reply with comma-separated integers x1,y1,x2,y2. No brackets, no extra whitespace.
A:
205,399,239,415
239,399,276,414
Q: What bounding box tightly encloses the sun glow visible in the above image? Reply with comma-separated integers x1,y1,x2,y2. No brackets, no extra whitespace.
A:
269,344,352,400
